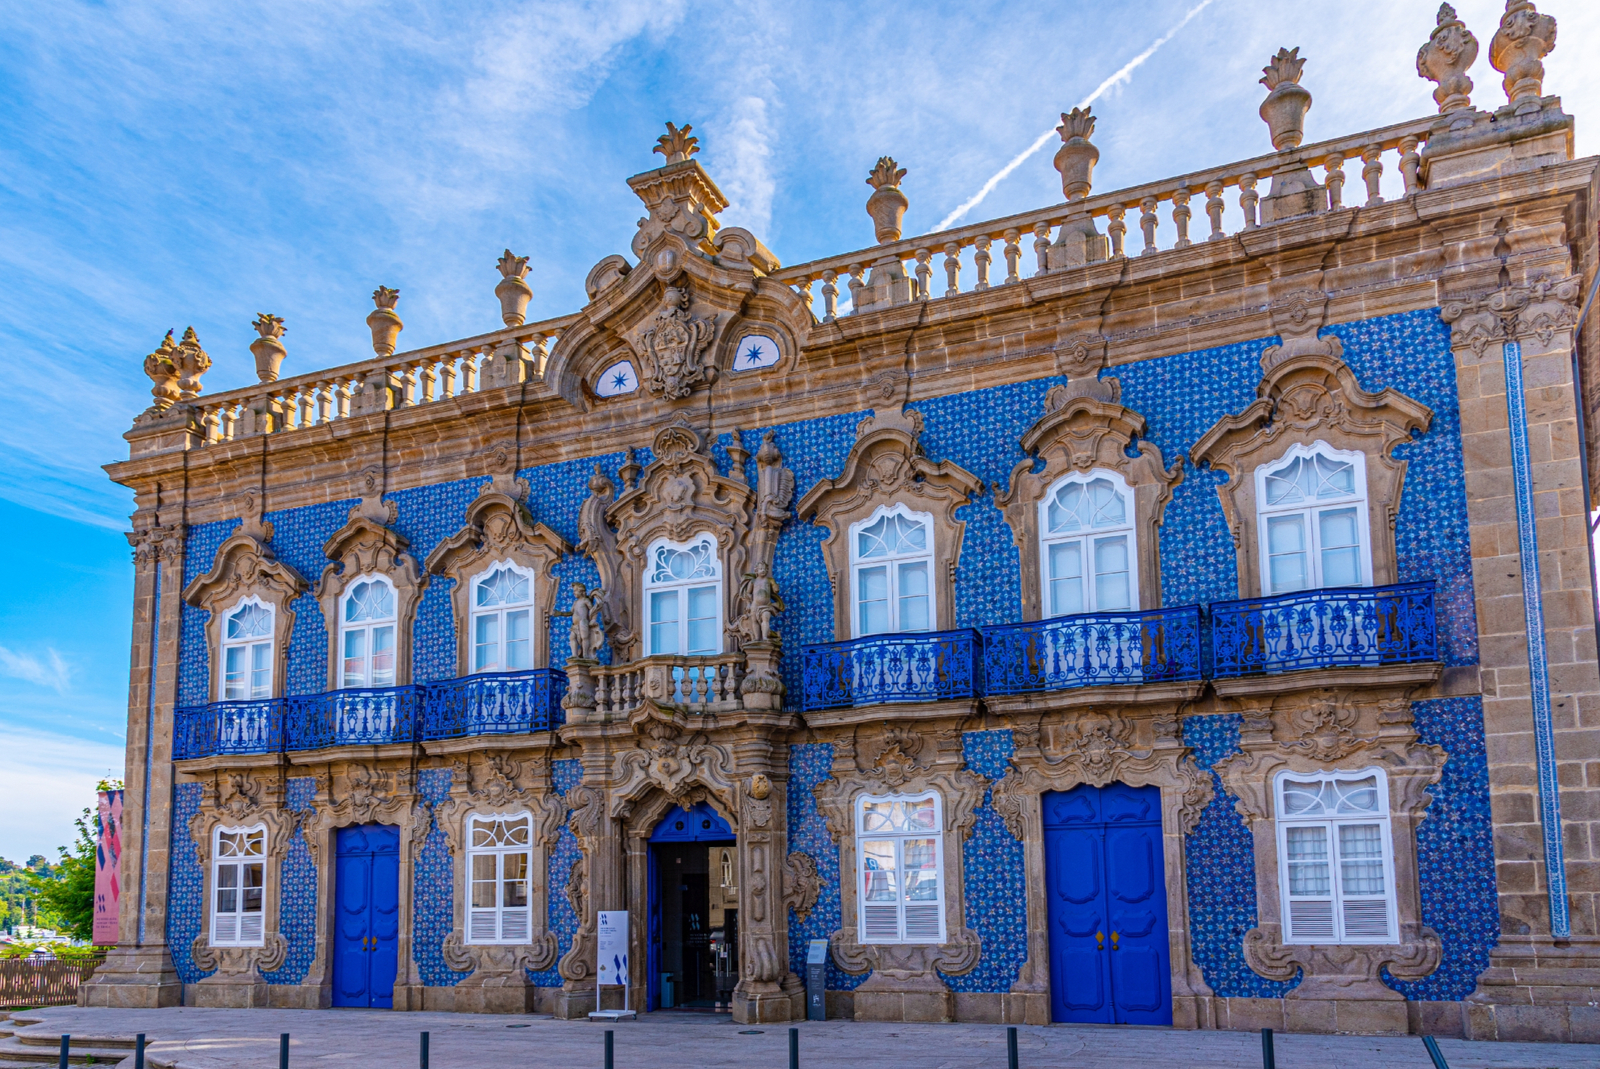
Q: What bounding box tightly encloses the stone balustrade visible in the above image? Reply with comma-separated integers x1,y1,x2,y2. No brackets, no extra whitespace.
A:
193,313,579,444
580,653,747,721
771,115,1436,321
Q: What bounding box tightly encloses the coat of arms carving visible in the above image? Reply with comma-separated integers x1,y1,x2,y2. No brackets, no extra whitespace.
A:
637,286,717,399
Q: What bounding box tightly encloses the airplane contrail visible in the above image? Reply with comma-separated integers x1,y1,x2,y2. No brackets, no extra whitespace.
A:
934,0,1217,232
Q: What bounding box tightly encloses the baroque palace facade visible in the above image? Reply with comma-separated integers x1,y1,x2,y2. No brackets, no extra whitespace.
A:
85,2,1600,1043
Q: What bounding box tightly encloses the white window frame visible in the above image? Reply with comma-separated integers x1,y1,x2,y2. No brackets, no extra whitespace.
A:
469,560,536,674
855,791,945,945
642,535,723,657
210,824,266,948
1037,470,1139,617
464,812,533,945
339,574,398,689
848,504,936,638
1274,767,1398,945
1254,442,1372,595
219,597,275,700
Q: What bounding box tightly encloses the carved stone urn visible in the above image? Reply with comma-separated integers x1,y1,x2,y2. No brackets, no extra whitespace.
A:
142,330,182,412
1417,3,1478,115
1052,107,1100,201
864,157,908,244
366,287,403,357
1490,0,1557,112
1259,47,1312,152
249,313,287,383
495,249,533,326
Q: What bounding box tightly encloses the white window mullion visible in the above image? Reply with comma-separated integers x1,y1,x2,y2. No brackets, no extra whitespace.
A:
856,792,944,945
1038,472,1137,617
1276,770,1396,946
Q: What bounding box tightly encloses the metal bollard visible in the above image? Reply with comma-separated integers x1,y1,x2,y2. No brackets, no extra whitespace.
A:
58,1035,69,1069
280,1032,290,1069
789,1026,799,1069
1422,1035,1451,1069
1261,1028,1275,1069
420,1031,430,1069
1007,1026,1018,1069
136,1033,146,1069
604,1028,614,1069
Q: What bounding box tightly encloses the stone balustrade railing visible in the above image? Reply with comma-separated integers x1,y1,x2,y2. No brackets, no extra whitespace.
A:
589,653,746,720
193,313,580,444
771,115,1436,321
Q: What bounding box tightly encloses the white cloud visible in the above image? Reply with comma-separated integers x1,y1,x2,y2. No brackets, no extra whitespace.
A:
0,646,72,694
714,95,778,237
0,729,123,863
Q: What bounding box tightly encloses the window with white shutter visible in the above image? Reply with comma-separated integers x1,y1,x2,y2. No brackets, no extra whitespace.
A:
856,792,945,945
465,813,532,945
211,826,266,947
1275,769,1397,945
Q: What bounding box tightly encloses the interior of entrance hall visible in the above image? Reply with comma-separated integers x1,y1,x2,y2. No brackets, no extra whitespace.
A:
648,803,737,1011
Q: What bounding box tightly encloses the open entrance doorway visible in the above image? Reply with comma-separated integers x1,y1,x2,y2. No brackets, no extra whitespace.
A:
648,802,737,1012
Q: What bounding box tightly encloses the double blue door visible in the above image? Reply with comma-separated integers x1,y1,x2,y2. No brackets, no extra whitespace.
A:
1043,783,1171,1025
332,823,400,1008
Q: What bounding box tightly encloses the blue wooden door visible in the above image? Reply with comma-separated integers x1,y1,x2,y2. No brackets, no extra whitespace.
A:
1043,783,1171,1025
332,823,400,1009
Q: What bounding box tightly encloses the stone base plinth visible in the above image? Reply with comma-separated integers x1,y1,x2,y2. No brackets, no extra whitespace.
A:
1464,937,1600,1044
76,946,182,1009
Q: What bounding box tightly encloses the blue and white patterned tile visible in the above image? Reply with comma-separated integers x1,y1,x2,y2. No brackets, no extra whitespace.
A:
942,729,1026,994
529,758,585,988
167,781,212,983
784,743,861,990
263,776,318,985
412,766,469,986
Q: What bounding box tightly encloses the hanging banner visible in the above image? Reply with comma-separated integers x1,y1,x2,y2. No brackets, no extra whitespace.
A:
93,789,124,945
596,910,628,987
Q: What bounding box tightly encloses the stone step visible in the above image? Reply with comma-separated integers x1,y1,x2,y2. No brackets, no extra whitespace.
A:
13,1034,136,1050
0,1039,136,1065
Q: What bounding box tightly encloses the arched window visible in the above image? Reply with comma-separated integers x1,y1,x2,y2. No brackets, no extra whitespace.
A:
643,535,722,656
466,813,531,944
471,564,533,673
856,791,944,944
1038,472,1137,616
849,506,934,636
211,825,266,947
1275,769,1396,944
221,599,274,700
1255,443,1370,594
340,577,397,688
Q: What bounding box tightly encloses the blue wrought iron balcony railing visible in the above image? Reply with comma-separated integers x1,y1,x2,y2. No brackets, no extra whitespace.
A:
174,668,566,760
801,629,981,712
1209,581,1437,679
981,605,1204,696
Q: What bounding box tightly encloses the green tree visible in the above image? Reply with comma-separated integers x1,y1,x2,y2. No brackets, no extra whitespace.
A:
27,809,97,941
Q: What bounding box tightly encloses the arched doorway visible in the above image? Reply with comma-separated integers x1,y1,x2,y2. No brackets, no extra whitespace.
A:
647,801,736,1012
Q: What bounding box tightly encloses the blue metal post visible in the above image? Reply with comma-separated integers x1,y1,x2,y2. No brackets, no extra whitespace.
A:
280,1032,290,1069
1422,1035,1450,1069
1261,1028,1275,1069
420,1031,429,1069
135,1033,146,1069
604,1028,613,1069
1007,1026,1018,1069
789,1026,799,1069
58,1035,68,1069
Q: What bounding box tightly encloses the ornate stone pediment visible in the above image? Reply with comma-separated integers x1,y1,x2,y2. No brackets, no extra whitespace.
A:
424,474,571,674
798,405,982,638
1190,349,1432,597
609,720,738,820
997,381,1182,618
315,484,426,687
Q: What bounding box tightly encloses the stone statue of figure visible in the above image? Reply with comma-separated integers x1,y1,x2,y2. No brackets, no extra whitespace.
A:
740,562,782,643
563,581,604,660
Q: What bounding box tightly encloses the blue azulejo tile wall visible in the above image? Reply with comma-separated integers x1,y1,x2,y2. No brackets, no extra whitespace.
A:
414,767,468,986
943,730,1027,994
785,743,860,990
1181,713,1300,998
178,519,237,708
529,759,585,988
168,780,212,984
262,776,319,985
1386,696,1498,1001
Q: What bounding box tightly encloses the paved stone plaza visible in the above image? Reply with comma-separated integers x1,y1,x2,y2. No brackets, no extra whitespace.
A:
3,1009,1596,1069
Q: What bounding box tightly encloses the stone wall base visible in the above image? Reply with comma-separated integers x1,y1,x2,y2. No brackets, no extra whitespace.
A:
951,991,1047,1025
192,976,272,1009
76,947,182,1009
1462,938,1600,1044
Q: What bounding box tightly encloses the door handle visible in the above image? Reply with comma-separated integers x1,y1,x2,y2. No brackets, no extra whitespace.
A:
1095,930,1104,951
1111,931,1120,951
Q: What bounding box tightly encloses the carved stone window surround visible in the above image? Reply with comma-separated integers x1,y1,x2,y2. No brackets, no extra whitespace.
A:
317,494,427,689
423,474,571,676
1212,689,1446,1018
997,380,1183,619
1190,349,1432,599
988,707,1215,1028
798,406,983,639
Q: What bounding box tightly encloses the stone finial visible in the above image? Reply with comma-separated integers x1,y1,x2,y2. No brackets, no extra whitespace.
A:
1490,0,1557,111
250,313,287,383
366,287,403,357
654,122,699,165
1417,4,1478,114
142,330,181,412
172,326,211,401
1259,47,1312,152
495,249,533,327
865,157,909,244
1053,107,1100,202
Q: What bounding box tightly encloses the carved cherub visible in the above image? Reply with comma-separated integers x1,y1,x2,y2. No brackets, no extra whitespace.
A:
556,581,606,661
734,561,783,644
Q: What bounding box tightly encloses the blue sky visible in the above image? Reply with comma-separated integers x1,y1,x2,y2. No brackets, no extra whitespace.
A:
1,0,1596,862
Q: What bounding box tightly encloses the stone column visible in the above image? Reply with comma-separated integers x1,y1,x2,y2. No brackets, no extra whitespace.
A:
1444,279,1600,1042
730,739,802,1023
552,730,619,1019
80,518,187,1007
